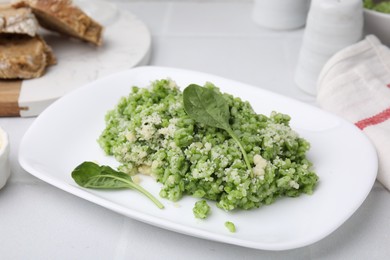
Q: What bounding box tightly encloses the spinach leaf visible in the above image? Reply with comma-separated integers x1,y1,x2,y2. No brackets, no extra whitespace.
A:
183,84,253,177
72,161,164,209
182,84,231,129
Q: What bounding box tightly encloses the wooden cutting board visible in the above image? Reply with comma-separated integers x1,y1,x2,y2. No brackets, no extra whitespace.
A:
0,80,25,117
0,8,151,117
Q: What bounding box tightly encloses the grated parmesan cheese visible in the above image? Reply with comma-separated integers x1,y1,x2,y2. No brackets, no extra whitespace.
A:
253,154,267,177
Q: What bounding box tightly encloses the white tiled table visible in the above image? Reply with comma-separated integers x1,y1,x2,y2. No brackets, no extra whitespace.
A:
1,1,389,259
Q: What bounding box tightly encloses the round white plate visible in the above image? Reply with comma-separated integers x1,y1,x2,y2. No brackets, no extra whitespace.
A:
18,2,151,117
19,66,378,251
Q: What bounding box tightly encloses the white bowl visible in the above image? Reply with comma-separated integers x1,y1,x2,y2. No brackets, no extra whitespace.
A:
364,8,390,46
0,126,10,189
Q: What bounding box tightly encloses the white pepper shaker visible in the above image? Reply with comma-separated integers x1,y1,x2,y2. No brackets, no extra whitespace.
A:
294,0,363,95
252,0,311,30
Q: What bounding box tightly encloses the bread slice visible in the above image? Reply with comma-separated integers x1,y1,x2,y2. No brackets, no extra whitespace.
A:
13,0,103,46
0,4,39,36
0,34,56,79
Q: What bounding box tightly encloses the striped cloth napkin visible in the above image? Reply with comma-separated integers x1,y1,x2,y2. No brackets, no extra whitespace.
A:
317,35,390,190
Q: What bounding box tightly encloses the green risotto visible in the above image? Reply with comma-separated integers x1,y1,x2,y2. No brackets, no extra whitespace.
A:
98,79,318,211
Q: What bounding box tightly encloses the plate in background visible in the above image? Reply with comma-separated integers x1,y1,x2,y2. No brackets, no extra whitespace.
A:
0,1,151,117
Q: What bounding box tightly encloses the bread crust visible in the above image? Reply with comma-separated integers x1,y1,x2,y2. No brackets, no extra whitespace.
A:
13,0,103,46
0,34,56,79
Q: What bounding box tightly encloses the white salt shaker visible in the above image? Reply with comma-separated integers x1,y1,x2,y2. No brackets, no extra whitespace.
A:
252,0,311,30
294,0,363,95
0,126,10,190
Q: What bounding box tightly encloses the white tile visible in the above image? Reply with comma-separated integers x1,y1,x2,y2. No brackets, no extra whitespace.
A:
165,2,304,37
111,1,312,102
0,183,306,260
150,35,314,102
166,2,268,36
151,35,286,82
0,183,124,259
117,2,171,35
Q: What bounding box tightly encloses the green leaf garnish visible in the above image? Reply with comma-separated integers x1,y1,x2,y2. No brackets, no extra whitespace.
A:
183,84,253,177
72,161,164,209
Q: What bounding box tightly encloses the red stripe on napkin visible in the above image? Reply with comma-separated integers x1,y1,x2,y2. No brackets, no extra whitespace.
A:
355,107,390,130
387,83,390,88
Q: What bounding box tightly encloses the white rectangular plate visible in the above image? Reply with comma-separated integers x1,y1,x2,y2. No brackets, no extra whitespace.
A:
19,66,378,251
